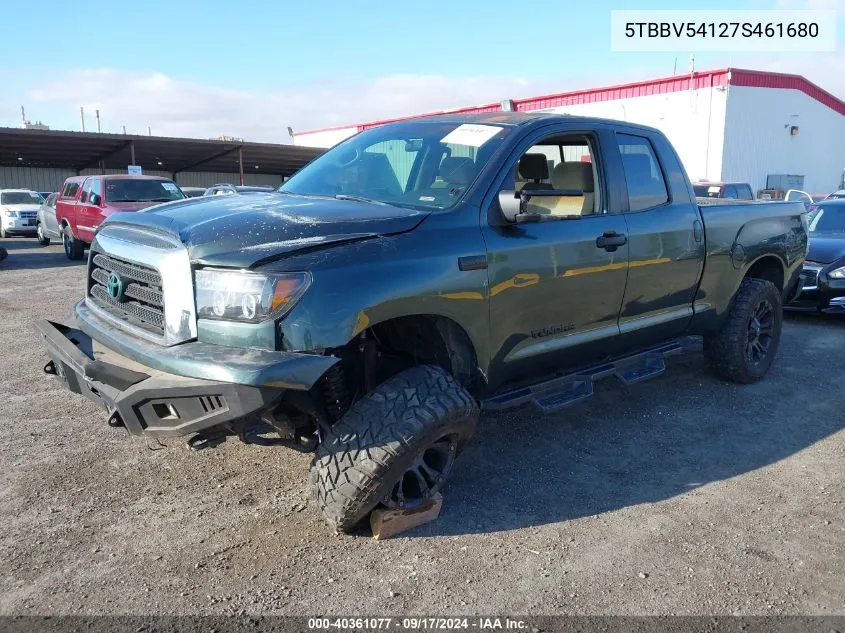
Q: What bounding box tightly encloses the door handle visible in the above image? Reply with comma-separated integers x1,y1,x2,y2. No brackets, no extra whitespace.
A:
596,231,627,251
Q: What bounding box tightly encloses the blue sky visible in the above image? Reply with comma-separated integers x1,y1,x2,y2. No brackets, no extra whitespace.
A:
1,0,842,141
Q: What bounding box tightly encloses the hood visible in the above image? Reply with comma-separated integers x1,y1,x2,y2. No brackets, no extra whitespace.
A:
2,204,41,213
101,192,430,267
807,233,845,264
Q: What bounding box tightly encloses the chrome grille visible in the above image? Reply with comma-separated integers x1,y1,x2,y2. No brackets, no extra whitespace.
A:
88,252,165,335
20,211,36,220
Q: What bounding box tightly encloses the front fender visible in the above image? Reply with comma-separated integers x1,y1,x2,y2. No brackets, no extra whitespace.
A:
275,206,492,373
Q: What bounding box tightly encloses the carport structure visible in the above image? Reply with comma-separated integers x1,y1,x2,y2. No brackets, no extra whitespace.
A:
0,127,324,185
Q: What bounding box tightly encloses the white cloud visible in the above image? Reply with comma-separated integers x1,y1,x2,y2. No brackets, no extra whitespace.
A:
28,69,573,142
23,48,845,145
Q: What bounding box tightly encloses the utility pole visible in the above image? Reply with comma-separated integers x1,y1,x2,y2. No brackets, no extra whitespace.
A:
20,106,25,124
122,125,126,134
147,126,151,136
80,107,86,132
96,109,101,133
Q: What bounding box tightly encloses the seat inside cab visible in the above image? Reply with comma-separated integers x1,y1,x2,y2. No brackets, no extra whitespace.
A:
510,137,599,217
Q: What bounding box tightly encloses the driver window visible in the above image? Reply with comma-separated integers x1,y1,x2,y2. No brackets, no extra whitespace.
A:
507,134,602,217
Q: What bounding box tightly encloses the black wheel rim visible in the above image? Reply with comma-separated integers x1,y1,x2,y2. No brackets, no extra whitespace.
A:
746,299,774,364
384,434,458,510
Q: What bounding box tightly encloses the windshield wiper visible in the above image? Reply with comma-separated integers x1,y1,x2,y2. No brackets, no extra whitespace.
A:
334,194,389,206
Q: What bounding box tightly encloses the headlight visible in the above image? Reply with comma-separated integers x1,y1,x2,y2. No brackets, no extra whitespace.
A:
828,266,845,279
195,269,311,323
3,210,19,218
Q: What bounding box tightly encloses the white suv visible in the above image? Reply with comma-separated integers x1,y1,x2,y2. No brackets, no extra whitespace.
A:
0,189,43,238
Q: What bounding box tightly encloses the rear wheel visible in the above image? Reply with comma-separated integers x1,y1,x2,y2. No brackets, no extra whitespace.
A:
310,364,478,532
63,226,85,260
704,278,783,384
36,223,50,246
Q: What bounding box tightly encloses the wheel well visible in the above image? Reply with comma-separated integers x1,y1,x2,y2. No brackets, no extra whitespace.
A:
369,315,480,392
313,315,483,425
744,256,784,291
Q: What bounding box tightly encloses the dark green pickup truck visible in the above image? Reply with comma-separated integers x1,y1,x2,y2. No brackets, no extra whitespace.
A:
38,113,808,531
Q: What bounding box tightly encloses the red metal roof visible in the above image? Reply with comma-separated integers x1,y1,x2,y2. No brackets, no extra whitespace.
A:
294,67,845,137
727,68,845,117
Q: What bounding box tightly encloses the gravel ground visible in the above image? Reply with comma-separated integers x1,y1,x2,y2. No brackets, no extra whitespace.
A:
0,236,842,616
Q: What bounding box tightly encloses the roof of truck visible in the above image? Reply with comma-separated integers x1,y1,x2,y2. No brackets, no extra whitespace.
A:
381,111,662,134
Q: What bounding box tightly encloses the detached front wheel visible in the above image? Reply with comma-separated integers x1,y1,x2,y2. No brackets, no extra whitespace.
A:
310,364,478,532
704,278,783,384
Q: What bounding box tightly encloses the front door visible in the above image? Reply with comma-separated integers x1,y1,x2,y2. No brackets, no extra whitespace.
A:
76,177,103,242
482,129,630,390
45,193,60,237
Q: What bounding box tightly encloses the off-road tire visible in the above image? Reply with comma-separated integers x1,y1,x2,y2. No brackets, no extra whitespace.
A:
37,223,50,246
63,226,85,260
310,364,478,532
704,278,782,384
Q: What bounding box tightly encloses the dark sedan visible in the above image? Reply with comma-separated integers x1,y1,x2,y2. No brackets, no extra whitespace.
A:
789,199,845,313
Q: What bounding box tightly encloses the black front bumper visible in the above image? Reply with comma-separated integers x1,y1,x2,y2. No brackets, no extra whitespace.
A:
36,316,334,438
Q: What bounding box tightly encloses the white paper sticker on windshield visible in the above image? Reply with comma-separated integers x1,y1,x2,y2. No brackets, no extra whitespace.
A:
440,124,502,148
29,191,41,199
162,182,179,192
708,186,721,194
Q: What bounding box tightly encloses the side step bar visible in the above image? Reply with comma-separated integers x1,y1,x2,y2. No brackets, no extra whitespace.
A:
482,340,683,414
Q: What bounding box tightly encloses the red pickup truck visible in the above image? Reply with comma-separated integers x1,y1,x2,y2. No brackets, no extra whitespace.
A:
56,175,185,259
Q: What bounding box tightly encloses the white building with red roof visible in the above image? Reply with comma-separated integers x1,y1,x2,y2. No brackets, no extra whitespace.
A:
294,68,845,195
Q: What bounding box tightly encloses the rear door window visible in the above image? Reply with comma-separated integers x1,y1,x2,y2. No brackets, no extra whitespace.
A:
737,184,754,200
616,134,669,212
723,185,738,199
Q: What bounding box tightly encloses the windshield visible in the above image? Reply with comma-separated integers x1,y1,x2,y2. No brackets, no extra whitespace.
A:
1,191,43,205
810,204,845,232
280,120,511,210
105,179,185,203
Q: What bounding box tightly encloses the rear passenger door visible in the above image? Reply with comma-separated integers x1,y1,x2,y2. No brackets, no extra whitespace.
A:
614,131,705,350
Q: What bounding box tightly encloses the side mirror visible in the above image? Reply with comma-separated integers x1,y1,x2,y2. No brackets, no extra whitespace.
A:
89,193,101,206
498,190,523,223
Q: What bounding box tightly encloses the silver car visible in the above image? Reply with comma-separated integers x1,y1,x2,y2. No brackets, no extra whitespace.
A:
36,192,61,246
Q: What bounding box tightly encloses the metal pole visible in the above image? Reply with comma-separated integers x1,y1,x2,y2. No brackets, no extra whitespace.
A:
148,126,151,136
122,125,126,134
130,141,136,166
96,109,101,133
80,107,86,132
238,147,244,186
